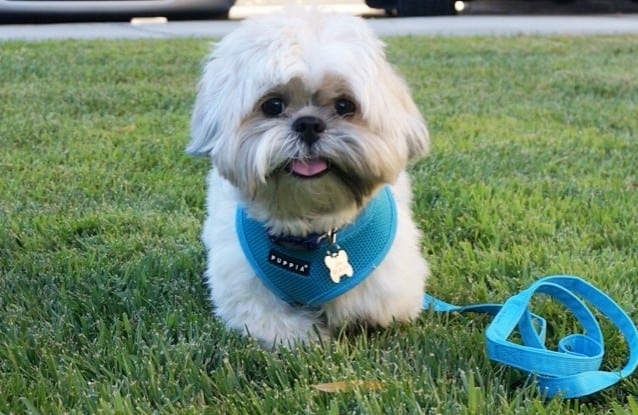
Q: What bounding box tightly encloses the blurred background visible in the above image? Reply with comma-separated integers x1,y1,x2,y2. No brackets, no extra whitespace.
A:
1,0,638,23
232,0,638,17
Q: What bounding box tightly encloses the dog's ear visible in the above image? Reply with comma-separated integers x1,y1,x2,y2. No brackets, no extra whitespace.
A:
403,98,430,162
186,64,223,157
187,100,218,157
187,43,261,159
187,44,244,158
382,64,430,162
361,52,430,164
396,90,430,162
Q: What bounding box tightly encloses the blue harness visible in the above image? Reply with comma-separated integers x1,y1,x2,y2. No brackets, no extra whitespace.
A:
236,186,397,307
235,187,638,399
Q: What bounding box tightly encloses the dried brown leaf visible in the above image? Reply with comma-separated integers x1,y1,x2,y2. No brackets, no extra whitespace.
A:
114,124,136,132
311,380,384,393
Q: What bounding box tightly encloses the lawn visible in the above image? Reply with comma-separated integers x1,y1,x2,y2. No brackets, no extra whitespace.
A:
1,34,637,414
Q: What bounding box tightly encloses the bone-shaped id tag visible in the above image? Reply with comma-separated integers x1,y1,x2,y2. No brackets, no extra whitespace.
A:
323,230,353,283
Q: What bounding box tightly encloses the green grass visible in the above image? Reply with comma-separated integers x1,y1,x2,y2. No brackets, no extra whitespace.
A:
1,34,637,414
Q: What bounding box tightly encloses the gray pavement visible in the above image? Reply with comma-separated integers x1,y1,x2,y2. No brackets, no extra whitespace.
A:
1,0,638,41
1,14,638,41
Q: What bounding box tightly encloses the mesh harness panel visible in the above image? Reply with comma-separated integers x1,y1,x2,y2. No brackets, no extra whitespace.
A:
235,186,398,307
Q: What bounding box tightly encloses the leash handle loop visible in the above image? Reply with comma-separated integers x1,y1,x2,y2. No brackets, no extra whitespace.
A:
423,275,638,398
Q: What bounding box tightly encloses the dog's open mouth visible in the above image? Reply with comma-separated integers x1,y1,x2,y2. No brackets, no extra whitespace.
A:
287,158,330,178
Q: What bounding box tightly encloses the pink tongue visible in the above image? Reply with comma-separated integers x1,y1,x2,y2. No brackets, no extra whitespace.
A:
290,159,328,177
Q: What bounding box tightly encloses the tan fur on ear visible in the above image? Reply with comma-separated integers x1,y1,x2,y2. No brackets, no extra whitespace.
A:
374,59,430,162
397,80,430,161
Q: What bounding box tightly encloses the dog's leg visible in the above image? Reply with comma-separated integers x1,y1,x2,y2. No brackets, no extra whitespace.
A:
205,249,328,348
324,175,429,329
201,173,328,347
324,249,427,330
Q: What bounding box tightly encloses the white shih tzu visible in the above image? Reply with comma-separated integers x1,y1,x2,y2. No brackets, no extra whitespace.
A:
188,10,430,347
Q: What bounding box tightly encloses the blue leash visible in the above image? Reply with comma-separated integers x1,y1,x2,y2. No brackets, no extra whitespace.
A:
422,275,638,398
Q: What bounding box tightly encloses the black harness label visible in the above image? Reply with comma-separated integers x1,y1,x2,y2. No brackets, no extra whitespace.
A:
268,249,310,276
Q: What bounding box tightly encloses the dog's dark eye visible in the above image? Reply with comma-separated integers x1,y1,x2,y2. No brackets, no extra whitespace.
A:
335,98,356,117
261,97,286,116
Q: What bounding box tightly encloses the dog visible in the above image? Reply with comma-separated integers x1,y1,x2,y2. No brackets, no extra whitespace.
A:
188,9,430,347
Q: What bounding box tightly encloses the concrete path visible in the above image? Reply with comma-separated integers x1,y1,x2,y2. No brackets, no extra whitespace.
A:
1,14,637,40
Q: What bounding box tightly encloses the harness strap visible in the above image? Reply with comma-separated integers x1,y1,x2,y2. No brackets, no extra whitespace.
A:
423,275,638,398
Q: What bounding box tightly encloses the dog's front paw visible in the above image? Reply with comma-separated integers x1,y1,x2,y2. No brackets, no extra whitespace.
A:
254,322,329,349
219,305,328,349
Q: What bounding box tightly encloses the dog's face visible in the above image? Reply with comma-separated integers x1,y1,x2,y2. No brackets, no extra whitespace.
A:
188,11,429,234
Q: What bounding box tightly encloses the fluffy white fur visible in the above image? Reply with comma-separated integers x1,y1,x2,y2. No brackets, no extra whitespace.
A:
188,10,431,347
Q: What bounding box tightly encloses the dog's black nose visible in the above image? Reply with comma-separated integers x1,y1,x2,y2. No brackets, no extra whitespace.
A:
292,116,326,146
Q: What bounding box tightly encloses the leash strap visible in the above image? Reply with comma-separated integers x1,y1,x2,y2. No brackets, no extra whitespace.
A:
422,275,638,398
